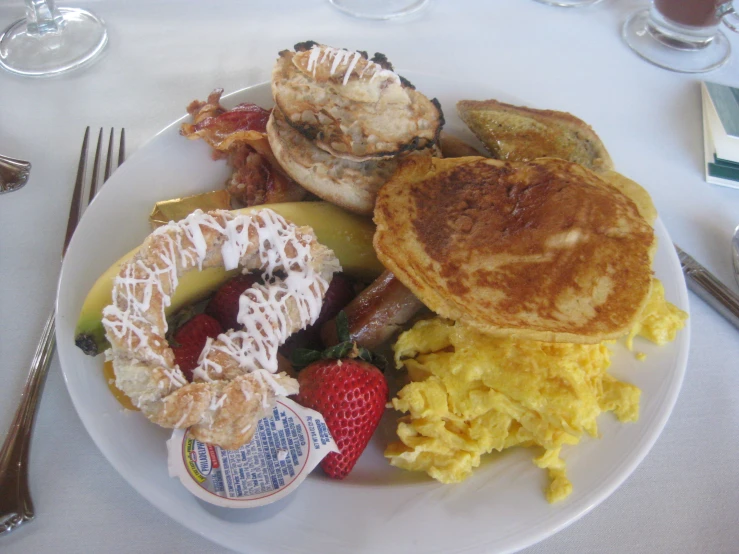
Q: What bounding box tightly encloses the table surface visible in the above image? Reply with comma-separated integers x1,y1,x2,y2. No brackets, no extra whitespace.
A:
1,1,738,552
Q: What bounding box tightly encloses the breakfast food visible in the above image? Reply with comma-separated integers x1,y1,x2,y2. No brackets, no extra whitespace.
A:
385,280,685,502
295,329,389,479
320,270,424,349
169,313,224,380
374,155,656,344
268,106,407,215
267,41,444,215
74,202,383,357
74,41,689,507
272,41,443,160
293,313,388,478
371,115,686,500
102,208,340,450
182,89,307,207
457,99,614,172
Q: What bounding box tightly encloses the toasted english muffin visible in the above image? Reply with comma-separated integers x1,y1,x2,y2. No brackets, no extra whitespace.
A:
267,107,403,215
457,99,613,172
272,41,443,162
374,156,656,344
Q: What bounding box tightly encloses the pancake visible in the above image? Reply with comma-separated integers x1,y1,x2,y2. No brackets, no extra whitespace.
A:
457,99,613,173
598,169,657,225
272,42,443,161
373,156,656,344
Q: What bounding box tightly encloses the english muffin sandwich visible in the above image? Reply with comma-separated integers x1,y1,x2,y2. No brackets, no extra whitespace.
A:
268,41,444,215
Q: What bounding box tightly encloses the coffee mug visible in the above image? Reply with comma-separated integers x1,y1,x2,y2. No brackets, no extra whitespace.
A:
623,0,739,72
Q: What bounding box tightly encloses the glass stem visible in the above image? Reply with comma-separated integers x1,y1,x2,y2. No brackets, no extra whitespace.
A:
24,0,65,36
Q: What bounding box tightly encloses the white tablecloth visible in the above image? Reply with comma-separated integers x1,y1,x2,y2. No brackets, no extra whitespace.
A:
1,1,738,552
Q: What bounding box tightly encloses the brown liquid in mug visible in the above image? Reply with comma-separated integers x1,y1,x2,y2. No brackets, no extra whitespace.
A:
654,0,720,27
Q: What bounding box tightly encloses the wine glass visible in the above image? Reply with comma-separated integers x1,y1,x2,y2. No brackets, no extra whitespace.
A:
328,0,431,20
0,0,107,77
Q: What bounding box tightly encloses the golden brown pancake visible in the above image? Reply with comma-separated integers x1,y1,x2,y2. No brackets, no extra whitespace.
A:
373,156,656,344
598,170,657,225
457,99,613,173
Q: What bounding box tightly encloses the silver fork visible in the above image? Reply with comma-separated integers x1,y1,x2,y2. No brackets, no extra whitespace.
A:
0,127,125,536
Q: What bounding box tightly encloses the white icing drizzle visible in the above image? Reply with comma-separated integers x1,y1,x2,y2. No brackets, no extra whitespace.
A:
304,45,400,87
199,209,328,377
175,401,193,428
209,393,227,411
163,368,189,388
103,209,339,443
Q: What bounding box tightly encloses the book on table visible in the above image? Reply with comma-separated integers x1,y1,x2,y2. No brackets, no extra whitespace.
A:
701,81,739,189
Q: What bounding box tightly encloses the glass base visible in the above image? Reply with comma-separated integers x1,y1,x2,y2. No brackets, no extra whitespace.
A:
328,0,430,19
622,9,730,73
532,0,603,7
0,8,107,77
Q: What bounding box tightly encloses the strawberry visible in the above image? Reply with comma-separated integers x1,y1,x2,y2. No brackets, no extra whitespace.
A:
205,273,260,331
293,312,388,479
171,313,223,380
297,358,388,479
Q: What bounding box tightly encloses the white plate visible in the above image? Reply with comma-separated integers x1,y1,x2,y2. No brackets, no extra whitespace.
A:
56,75,690,554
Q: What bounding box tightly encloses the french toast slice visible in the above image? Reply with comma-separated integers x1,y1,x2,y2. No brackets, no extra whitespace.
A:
457,99,613,172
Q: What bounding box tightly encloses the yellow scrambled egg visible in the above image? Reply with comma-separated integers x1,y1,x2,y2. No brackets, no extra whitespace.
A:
385,278,687,503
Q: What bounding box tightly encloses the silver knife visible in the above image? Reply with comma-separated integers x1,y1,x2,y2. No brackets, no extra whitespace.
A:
675,244,739,330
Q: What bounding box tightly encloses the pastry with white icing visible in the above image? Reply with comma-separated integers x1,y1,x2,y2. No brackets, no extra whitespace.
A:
102,208,341,450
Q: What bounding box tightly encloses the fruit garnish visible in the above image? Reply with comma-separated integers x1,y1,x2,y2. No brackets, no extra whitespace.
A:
171,313,223,381
293,312,388,479
205,273,261,331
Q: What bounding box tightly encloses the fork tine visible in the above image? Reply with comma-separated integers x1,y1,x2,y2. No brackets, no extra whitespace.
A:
87,129,104,205
118,128,126,166
63,127,90,258
103,128,114,183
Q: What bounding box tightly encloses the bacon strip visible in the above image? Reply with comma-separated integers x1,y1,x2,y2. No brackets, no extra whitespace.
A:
181,89,307,207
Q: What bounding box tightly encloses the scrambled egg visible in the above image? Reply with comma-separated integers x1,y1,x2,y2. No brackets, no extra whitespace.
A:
385,279,687,502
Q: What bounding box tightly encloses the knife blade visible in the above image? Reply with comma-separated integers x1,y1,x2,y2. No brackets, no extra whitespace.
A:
674,244,739,331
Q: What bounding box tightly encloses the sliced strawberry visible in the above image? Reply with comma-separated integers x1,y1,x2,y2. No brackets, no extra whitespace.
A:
171,313,223,380
297,358,388,479
205,273,260,331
